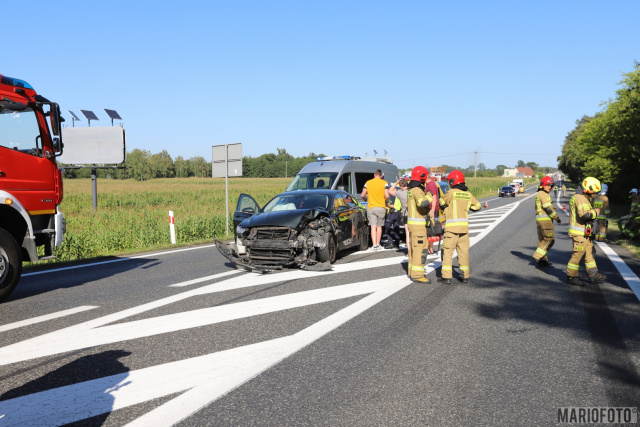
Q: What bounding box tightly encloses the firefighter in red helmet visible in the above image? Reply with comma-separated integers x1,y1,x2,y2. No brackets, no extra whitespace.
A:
406,166,433,283
532,176,561,267
438,170,481,284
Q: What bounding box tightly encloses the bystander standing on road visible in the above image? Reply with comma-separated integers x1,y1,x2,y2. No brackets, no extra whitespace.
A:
561,183,567,197
361,169,389,251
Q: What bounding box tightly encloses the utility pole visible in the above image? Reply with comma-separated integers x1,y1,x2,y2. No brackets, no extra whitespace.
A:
474,151,477,178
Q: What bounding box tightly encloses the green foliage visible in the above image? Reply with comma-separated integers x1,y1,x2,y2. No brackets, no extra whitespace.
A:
559,62,640,199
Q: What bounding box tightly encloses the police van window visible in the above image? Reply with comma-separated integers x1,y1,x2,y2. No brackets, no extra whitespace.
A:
0,108,42,156
286,173,337,191
335,173,352,193
354,173,371,195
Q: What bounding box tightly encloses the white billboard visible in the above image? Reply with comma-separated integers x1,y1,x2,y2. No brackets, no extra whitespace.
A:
59,127,126,164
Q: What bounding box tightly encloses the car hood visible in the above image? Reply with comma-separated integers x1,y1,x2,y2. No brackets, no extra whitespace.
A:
241,209,324,229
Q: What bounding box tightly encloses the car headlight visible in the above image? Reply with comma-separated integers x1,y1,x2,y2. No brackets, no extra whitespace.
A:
236,224,247,236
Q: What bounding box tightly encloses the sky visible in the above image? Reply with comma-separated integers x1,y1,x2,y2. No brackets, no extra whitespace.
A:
4,1,639,170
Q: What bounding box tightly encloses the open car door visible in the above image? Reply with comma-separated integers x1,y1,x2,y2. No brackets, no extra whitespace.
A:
233,193,261,235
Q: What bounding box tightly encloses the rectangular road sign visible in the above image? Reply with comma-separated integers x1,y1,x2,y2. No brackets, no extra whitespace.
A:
212,143,242,177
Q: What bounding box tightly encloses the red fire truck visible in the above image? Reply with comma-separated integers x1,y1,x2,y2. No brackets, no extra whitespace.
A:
0,74,65,301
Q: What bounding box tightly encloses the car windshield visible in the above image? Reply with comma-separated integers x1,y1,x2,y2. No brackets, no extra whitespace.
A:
286,173,338,191
502,186,512,191
263,193,331,212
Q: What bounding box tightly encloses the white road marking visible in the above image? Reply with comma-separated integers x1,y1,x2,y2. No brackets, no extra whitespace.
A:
0,306,98,333
595,242,640,301
0,273,433,426
0,280,395,365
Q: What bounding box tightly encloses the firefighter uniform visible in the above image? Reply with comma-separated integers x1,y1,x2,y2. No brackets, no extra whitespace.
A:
532,184,560,265
406,185,433,281
592,192,611,242
567,178,604,285
440,181,481,282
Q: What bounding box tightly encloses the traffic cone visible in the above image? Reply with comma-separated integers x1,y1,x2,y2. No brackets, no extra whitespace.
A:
484,201,489,208
562,202,566,210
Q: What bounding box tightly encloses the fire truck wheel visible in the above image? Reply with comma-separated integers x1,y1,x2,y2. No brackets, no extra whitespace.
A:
0,228,22,302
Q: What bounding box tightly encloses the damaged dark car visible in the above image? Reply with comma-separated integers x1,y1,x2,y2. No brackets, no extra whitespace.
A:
215,190,369,272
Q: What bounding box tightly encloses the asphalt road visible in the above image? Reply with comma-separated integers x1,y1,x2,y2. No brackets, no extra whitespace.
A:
1,187,639,426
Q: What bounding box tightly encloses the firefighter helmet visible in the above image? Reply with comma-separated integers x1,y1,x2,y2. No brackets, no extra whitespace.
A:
599,183,608,195
630,188,639,196
447,170,465,187
582,177,601,194
540,176,555,187
411,166,429,183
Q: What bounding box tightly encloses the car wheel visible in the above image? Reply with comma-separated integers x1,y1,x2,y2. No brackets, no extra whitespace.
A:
358,225,370,251
0,228,22,302
316,232,337,264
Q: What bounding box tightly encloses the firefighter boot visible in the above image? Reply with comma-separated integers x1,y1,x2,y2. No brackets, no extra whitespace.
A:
537,258,553,267
459,277,469,284
587,270,606,284
566,276,585,287
437,277,452,284
410,276,429,284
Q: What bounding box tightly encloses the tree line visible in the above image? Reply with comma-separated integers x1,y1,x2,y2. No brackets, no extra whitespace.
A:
558,61,639,200
60,148,324,180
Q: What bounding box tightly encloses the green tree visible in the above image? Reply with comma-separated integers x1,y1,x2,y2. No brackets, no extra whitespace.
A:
151,150,175,178
127,149,153,181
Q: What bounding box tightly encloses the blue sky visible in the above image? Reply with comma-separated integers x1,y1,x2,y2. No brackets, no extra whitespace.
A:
5,1,638,170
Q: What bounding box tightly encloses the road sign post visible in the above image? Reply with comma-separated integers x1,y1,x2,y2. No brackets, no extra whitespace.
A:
212,143,243,236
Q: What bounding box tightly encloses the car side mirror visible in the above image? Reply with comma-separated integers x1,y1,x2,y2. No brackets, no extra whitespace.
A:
242,207,255,214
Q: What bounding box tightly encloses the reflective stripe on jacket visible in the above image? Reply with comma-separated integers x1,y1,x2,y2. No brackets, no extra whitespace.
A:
407,187,432,226
535,189,558,221
569,193,597,236
441,188,481,233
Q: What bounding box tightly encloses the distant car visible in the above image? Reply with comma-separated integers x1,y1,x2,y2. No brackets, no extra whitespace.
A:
215,189,369,272
499,186,516,197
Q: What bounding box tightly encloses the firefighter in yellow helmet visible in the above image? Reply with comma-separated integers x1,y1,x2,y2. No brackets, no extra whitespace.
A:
592,183,611,242
406,166,434,283
532,176,561,267
566,177,604,286
438,170,482,284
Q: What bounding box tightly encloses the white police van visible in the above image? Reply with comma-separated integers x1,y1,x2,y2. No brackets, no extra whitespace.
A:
285,156,400,203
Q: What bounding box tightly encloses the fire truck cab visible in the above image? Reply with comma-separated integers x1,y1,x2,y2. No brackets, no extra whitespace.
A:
0,74,65,301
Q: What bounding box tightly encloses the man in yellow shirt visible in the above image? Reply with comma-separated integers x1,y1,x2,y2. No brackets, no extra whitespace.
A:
361,169,389,251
